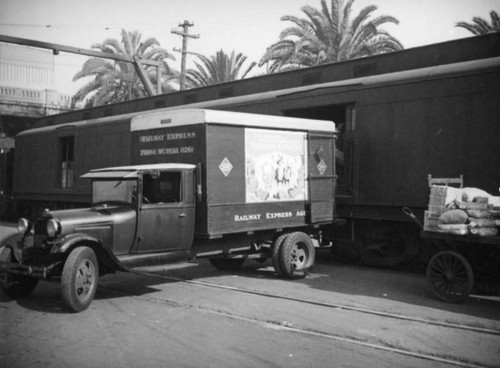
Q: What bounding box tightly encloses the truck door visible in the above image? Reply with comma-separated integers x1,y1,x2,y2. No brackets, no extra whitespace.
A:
308,133,336,223
137,169,195,253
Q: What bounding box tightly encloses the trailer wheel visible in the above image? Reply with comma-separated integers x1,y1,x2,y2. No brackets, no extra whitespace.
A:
209,258,245,271
279,232,315,279
61,247,99,312
272,234,288,276
0,247,38,298
426,251,473,303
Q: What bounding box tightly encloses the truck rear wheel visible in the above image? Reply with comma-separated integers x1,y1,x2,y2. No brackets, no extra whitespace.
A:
0,247,38,298
272,234,288,276
61,246,99,312
279,232,315,279
209,258,245,271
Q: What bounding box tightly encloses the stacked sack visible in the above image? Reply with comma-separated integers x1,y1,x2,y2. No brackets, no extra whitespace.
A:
426,186,500,237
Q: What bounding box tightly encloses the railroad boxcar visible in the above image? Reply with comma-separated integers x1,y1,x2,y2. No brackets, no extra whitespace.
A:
6,34,500,265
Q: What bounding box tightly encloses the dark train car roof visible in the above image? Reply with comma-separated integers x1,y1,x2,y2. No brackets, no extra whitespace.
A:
34,33,500,128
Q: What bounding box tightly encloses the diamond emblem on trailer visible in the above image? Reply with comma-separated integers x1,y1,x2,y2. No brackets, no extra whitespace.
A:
317,159,327,175
219,157,233,177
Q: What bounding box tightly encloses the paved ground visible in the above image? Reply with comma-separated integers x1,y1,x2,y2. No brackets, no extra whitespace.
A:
1,237,500,368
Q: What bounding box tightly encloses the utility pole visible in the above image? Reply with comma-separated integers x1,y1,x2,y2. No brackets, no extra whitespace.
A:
171,20,199,90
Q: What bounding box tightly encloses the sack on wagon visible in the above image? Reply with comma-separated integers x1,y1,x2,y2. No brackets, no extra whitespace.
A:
468,218,497,228
437,223,469,235
470,227,498,237
459,188,500,208
466,209,492,219
438,209,468,225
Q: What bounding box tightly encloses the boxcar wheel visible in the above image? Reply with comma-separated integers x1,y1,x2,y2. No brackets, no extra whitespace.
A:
279,232,315,279
209,258,245,271
271,234,288,276
426,251,473,303
0,247,38,298
61,247,99,312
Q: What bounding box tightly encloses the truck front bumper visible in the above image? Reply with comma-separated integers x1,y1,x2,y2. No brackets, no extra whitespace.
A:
0,261,48,279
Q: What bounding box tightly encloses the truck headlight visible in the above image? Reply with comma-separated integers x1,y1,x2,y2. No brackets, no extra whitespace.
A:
17,218,31,235
46,219,60,238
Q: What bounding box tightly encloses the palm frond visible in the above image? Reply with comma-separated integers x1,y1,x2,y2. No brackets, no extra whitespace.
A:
72,29,175,105
261,0,403,72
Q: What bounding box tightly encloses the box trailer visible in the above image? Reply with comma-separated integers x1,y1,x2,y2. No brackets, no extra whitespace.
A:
1,109,338,312
130,109,337,235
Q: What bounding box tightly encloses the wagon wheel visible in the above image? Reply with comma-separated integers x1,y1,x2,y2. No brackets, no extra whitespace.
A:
426,251,473,303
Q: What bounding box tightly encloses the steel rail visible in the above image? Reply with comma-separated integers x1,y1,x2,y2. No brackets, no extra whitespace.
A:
135,270,500,337
101,282,493,368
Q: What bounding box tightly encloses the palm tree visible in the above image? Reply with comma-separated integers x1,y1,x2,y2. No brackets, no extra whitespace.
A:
456,10,500,35
185,49,256,88
73,29,175,106
260,0,403,72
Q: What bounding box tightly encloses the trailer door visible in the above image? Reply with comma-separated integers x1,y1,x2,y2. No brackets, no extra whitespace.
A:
308,133,336,223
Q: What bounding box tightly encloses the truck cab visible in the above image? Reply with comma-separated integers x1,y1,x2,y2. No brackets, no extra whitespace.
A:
83,164,196,258
0,164,197,312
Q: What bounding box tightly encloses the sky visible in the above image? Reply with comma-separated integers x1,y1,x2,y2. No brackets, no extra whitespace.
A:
1,0,499,95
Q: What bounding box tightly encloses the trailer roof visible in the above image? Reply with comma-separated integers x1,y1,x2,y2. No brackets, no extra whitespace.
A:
81,163,196,179
130,109,336,132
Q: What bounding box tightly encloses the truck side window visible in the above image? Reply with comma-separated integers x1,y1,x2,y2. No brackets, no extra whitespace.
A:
143,172,181,204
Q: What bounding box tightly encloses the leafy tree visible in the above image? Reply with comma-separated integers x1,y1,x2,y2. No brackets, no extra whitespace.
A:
73,29,175,106
456,10,500,35
185,49,256,88
260,0,403,72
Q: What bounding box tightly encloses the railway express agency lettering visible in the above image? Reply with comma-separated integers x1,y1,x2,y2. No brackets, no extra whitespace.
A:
139,131,196,157
139,132,196,143
140,146,194,156
234,210,306,222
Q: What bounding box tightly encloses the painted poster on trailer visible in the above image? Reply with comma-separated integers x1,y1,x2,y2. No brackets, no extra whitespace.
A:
245,128,308,203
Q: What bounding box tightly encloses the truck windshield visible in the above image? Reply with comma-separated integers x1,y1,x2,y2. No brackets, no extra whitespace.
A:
92,179,137,205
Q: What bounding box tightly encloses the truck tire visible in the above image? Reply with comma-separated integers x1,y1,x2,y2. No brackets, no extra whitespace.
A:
279,232,315,279
272,234,288,276
209,258,245,271
61,246,99,312
0,246,38,298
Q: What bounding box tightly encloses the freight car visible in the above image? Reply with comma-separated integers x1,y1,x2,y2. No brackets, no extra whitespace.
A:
4,34,500,266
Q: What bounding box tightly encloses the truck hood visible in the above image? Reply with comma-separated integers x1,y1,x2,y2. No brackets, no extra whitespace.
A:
42,204,136,236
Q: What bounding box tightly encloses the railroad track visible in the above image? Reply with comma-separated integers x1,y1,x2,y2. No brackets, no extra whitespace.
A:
98,269,500,368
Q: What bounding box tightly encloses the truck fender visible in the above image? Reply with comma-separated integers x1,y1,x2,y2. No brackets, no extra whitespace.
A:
52,233,128,273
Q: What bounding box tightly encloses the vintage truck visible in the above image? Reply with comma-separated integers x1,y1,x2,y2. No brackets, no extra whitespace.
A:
0,109,337,312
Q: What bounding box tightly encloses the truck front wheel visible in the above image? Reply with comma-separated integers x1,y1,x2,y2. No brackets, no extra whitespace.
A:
279,232,315,279
0,247,38,298
61,246,99,312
